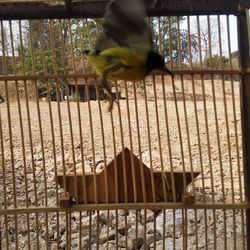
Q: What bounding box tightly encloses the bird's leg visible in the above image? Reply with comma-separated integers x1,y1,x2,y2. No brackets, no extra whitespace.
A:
99,77,115,111
101,63,124,112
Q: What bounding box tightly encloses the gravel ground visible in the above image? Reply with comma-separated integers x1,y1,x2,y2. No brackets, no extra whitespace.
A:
0,78,247,249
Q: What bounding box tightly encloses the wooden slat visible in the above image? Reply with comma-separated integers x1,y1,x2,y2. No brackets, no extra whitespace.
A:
238,9,250,250
0,0,250,20
0,202,249,216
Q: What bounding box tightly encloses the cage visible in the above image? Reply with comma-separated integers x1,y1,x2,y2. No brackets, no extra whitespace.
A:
0,0,249,249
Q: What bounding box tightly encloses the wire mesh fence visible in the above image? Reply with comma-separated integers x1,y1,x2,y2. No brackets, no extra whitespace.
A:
0,9,248,250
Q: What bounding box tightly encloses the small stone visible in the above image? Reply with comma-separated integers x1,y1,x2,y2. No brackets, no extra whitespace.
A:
75,163,92,172
99,227,116,243
50,243,58,250
127,236,144,250
140,210,155,224
60,226,66,235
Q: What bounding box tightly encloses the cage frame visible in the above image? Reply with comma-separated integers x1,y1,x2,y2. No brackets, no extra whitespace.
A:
0,0,249,249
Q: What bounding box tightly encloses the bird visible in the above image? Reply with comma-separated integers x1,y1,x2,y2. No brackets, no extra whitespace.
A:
84,0,173,111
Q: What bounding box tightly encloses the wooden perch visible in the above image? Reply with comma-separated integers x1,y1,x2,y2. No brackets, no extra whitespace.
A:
57,148,200,206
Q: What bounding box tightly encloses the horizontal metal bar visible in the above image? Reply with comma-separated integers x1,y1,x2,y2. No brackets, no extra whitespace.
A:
0,202,249,215
0,0,249,20
0,69,241,82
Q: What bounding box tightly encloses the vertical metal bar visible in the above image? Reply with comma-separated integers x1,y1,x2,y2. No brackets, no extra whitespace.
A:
207,15,221,250
18,20,33,250
238,9,250,250
142,79,156,204
12,20,32,250
218,14,238,250
113,80,129,248
197,15,211,250
168,16,173,70
76,19,88,205
96,211,100,249
94,80,110,201
168,16,176,250
89,212,92,250
114,80,128,203
160,74,176,202
132,83,147,202
60,19,79,205
68,17,89,208
28,19,40,249
0,106,9,250
93,18,110,207
38,19,60,249
0,20,19,249
124,80,138,203
172,17,188,194
156,14,170,205
177,16,182,69
48,20,68,249
28,20,50,250
152,75,168,202
227,14,246,248
84,23,99,206
187,16,198,250
50,19,67,199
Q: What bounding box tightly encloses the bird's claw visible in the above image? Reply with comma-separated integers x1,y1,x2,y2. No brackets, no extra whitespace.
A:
106,96,118,112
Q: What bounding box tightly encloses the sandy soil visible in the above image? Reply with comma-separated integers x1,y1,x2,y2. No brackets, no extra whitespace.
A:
0,78,246,249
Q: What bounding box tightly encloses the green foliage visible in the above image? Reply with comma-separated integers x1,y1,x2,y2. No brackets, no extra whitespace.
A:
16,19,102,97
203,54,229,69
149,16,198,65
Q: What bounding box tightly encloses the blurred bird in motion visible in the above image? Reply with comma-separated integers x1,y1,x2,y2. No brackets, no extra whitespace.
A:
84,0,173,111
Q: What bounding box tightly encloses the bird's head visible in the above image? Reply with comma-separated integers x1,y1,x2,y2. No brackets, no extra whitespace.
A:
146,51,173,77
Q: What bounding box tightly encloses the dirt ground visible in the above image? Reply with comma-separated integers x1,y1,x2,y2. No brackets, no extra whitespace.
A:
0,77,247,249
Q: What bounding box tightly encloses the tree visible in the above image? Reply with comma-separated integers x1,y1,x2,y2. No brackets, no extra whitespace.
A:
150,16,199,66
203,54,229,69
16,20,70,99
16,19,100,99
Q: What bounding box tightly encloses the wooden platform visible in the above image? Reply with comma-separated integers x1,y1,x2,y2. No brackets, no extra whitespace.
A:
57,148,200,206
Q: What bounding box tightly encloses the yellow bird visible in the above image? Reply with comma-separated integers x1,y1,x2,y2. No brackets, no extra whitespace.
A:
84,0,173,111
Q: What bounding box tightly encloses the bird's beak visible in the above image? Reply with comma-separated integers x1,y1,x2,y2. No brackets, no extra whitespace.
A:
160,67,174,78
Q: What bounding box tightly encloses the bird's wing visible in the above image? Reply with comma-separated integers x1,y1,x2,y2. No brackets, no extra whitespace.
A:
95,0,152,54
100,47,146,66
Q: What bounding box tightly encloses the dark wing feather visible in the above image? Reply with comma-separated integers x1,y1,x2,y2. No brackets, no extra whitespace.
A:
95,0,152,53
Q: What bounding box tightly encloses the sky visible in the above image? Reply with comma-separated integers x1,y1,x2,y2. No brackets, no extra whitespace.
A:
188,14,239,55
229,15,238,52
0,14,241,58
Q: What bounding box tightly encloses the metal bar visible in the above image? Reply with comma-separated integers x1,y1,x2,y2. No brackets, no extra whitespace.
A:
186,17,198,249
227,13,245,247
206,15,220,250
238,9,250,250
152,75,168,202
196,16,209,250
133,82,147,203
0,106,9,250
143,79,157,203
11,20,31,250
61,19,79,204
0,203,249,215
124,80,138,202
77,19,89,205
0,0,248,20
0,69,241,81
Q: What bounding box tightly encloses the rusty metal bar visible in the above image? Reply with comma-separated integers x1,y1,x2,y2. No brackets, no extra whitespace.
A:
0,9,247,250
0,203,249,215
0,69,241,82
0,0,249,20
238,9,250,250
143,79,157,204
